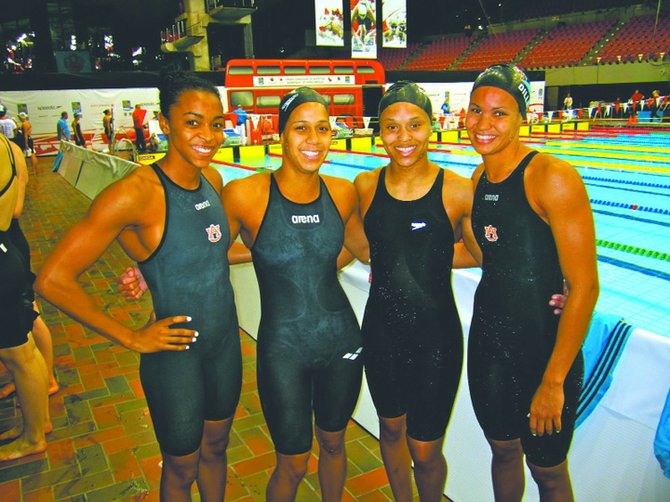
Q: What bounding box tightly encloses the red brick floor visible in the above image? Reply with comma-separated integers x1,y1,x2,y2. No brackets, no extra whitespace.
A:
0,162,425,500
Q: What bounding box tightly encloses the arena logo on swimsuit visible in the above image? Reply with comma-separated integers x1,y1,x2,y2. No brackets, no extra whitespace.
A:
291,214,320,224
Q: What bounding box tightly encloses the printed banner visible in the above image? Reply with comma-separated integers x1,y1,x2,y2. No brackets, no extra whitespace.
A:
351,0,377,59
315,0,345,47
382,0,406,48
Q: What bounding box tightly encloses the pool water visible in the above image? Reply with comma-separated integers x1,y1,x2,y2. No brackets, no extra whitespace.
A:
215,128,670,338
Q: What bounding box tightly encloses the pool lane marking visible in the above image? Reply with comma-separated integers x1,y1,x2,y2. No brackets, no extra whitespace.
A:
597,255,670,282
593,208,670,228
596,238,670,262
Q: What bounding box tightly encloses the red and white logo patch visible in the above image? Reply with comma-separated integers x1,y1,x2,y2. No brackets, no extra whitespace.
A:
484,225,498,242
206,224,222,243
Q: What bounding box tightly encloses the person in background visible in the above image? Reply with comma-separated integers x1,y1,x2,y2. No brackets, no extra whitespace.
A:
441,96,451,115
17,113,38,171
464,64,598,502
132,104,147,153
0,105,17,140
630,89,644,115
71,113,86,147
649,90,662,122
0,128,58,402
37,69,243,500
56,111,70,142
0,135,50,462
232,104,248,145
562,93,573,110
102,108,114,153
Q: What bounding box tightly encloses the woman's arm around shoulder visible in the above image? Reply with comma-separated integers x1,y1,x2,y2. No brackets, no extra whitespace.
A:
353,168,381,219
202,165,224,198
323,175,370,264
221,172,270,249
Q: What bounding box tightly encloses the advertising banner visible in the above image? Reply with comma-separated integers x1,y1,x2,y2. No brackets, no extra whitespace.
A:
315,0,345,47
351,0,377,59
381,0,406,48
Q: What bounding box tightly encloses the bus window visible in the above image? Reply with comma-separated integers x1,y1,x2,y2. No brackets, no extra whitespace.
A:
256,95,282,108
230,91,254,108
333,94,355,105
356,66,377,74
334,66,354,74
309,66,330,75
284,66,306,74
228,65,253,75
258,65,281,75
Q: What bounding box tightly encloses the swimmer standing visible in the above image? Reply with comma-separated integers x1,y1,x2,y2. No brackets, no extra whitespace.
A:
463,64,599,501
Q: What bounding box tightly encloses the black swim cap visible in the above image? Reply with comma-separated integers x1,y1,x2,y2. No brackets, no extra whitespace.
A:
278,87,329,135
378,81,432,119
471,64,531,116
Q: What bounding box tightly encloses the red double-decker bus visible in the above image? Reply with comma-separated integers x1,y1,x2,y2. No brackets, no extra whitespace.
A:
224,58,386,130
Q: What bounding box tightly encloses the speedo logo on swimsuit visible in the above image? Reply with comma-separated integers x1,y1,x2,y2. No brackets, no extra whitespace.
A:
411,221,427,231
342,347,362,361
291,214,320,224
484,194,499,201
194,200,211,211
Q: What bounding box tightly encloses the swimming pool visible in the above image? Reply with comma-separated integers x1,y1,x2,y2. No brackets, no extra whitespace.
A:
215,127,670,338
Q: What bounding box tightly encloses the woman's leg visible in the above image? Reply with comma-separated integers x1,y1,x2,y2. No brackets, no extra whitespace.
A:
407,434,447,502
378,415,413,502
0,336,49,461
487,438,525,502
527,459,574,502
315,426,347,502
160,449,200,502
197,417,234,501
266,450,310,502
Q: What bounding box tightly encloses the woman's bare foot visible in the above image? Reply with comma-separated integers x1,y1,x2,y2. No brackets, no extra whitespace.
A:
0,421,53,441
1,379,56,400
0,437,48,462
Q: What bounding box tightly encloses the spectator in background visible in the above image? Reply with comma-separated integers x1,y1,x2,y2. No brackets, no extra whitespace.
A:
232,104,248,145
563,93,573,110
17,113,38,171
56,112,70,142
132,104,147,153
649,90,662,122
0,106,17,140
102,109,114,154
630,89,644,115
71,113,86,147
613,97,623,119
441,96,451,115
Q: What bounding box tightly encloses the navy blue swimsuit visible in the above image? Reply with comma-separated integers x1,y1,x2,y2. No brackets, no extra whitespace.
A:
138,164,241,456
